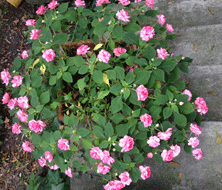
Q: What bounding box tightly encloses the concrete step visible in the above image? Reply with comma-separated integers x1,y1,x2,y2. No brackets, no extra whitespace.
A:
71,122,222,190
155,0,222,28
169,24,222,66
179,65,222,121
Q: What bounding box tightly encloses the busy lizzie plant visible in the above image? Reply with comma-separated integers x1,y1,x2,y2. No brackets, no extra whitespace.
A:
1,0,208,189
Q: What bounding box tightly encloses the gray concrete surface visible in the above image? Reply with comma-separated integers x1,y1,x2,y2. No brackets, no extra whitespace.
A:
71,122,222,190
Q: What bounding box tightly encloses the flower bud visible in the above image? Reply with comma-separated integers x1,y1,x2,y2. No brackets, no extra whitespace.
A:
121,89,124,93
174,99,177,102
115,173,118,176
13,70,16,73
108,137,111,141
151,58,154,61
112,143,116,146
156,124,159,127
112,148,116,151
179,101,184,106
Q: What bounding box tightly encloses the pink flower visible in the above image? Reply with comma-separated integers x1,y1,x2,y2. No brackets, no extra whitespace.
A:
145,0,154,9
170,144,181,158
194,97,208,115
140,113,152,128
48,0,60,9
77,45,90,55
113,47,127,57
192,148,202,160
44,151,53,163
42,49,56,62
98,17,104,22
30,29,42,40
118,0,130,6
22,141,35,152
119,171,132,186
136,85,148,101
157,47,169,60
139,165,151,180
50,164,59,170
188,137,200,148
25,19,36,27
116,9,131,23
18,96,30,109
157,14,166,26
181,89,192,101
140,26,155,41
11,76,23,87
119,135,134,152
97,49,111,64
190,123,202,136
58,138,70,151
135,0,141,2
65,167,73,178
29,120,46,133
166,23,174,32
2,92,9,104
96,0,110,6
1,69,11,86
101,150,115,165
8,98,17,110
75,0,85,8
147,136,160,148
36,5,47,15
17,109,28,122
38,157,47,167
12,123,21,134
97,162,111,175
90,146,103,159
147,152,153,158
161,149,174,161
113,180,125,190
125,66,134,73
157,128,172,141
21,50,30,59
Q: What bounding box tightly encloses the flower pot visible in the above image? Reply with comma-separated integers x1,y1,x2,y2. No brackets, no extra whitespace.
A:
7,0,22,7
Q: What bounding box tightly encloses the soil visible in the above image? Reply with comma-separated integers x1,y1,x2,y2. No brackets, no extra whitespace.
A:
0,1,44,189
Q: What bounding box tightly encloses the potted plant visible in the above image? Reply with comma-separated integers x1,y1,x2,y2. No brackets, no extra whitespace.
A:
1,0,208,189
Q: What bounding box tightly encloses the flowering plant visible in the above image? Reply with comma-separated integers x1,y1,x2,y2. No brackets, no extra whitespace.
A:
1,0,208,189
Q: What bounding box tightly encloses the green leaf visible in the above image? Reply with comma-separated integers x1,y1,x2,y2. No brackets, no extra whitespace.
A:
173,112,187,126
125,71,134,84
82,139,93,149
104,122,114,137
49,76,57,85
98,90,109,99
52,20,61,31
11,57,21,71
136,131,147,140
51,183,64,190
145,10,159,17
111,96,123,114
160,60,177,72
92,70,103,83
110,84,122,94
163,107,172,119
114,66,125,80
73,160,82,168
106,70,116,80
154,153,163,164
93,125,105,139
31,76,42,88
184,141,192,154
63,72,73,83
123,153,131,164
166,89,173,101
130,168,141,182
155,95,168,105
58,2,69,13
143,46,156,60
41,108,54,119
116,124,129,137
70,145,78,151
149,106,162,122
65,9,77,21
77,78,86,90
68,114,79,128
53,33,69,45
134,69,151,85
78,128,90,137
124,23,141,33
123,32,139,45
49,64,59,74
30,89,39,108
111,113,125,124
39,27,52,42
94,22,106,35
54,154,65,172
74,56,85,67
40,90,50,105
152,69,165,81
152,58,163,66
99,141,109,148
178,62,189,74
134,153,144,163
180,102,194,114
113,25,123,39
80,164,90,172
129,91,141,106
32,133,41,146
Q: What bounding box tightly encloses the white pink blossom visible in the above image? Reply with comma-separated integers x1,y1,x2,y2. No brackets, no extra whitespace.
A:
18,96,30,109
38,157,47,167
65,167,73,178
145,0,154,9
48,0,60,9
119,171,132,186
30,29,42,40
1,69,11,86
113,47,127,57
192,148,202,160
45,151,53,163
17,109,28,122
50,164,59,170
147,136,160,148
21,50,30,59
25,19,36,27
101,150,115,165
77,44,90,55
194,97,208,115
140,113,152,128
75,0,85,8
96,0,110,6
42,49,56,62
139,165,151,180
161,149,174,161
140,26,155,41
136,85,148,101
166,23,174,32
135,0,141,2
116,9,130,23
90,146,103,159
119,135,134,152
22,141,35,152
29,120,46,133
147,152,153,158
181,89,192,101
118,0,130,6
36,5,47,15
97,49,111,64
12,123,22,134
190,123,202,136
157,47,169,60
58,138,70,151
98,17,104,22
11,76,23,87
157,14,166,26
188,137,200,148
8,98,17,110
170,144,181,158
2,92,9,104
157,128,172,141
97,162,111,175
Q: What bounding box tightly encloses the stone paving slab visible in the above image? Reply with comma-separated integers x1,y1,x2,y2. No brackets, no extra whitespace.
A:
71,122,222,190
180,65,222,121
169,24,222,66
